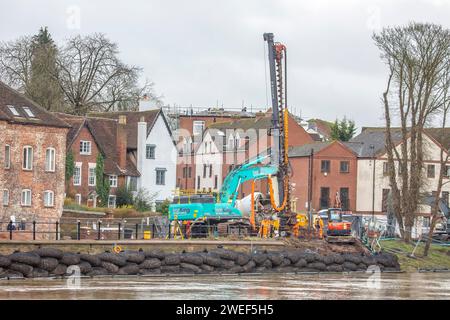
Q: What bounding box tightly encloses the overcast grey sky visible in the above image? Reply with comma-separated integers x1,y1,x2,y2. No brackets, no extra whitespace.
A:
1,0,450,127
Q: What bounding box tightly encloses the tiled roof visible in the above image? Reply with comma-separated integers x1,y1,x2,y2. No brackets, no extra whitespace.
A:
54,113,140,177
207,116,272,131
0,81,70,128
288,142,332,157
88,109,161,149
349,127,403,157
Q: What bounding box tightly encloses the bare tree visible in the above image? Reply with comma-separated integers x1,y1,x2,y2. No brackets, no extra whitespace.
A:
374,23,450,242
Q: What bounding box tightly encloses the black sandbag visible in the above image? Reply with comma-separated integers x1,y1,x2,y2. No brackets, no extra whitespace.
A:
361,255,376,266
273,266,296,273
262,259,272,269
210,249,238,261
101,261,119,274
280,258,291,267
34,247,63,259
77,261,93,274
98,252,127,267
251,253,267,265
9,263,33,277
357,263,368,271
180,263,201,274
120,251,145,264
161,265,180,273
333,254,345,264
307,262,327,271
0,256,11,268
200,264,214,272
80,254,102,267
284,251,302,264
164,254,181,265
1,271,24,279
242,260,256,273
180,253,204,266
343,261,358,271
118,264,140,275
139,258,162,269
204,255,223,268
39,257,59,272
323,255,335,265
304,253,317,263
51,264,68,276
32,268,49,278
327,264,344,272
9,252,41,267
228,265,244,273
87,267,109,277
267,253,283,266
222,259,235,269
143,249,166,259
60,253,80,266
295,258,307,268
235,253,251,266
343,253,361,265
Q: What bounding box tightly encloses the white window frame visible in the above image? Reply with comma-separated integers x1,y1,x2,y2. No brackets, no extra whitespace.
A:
22,146,33,170
2,189,9,206
75,194,81,205
88,163,96,186
146,144,156,159
108,195,117,208
21,189,32,206
109,175,118,188
80,140,92,155
73,163,82,186
4,145,10,169
22,106,35,117
45,148,56,172
43,190,54,207
7,105,20,116
156,168,166,185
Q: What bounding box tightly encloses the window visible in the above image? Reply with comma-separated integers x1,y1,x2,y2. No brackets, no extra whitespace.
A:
22,106,35,117
188,167,192,178
445,165,450,178
75,194,81,205
156,168,166,185
73,163,82,186
321,160,330,173
88,164,96,186
340,161,349,173
22,146,33,170
209,164,213,178
214,175,218,190
383,162,390,176
7,105,19,116
228,134,235,149
4,145,10,169
182,167,187,178
80,141,91,155
320,187,330,209
2,190,9,206
203,164,207,178
128,177,138,192
427,164,435,178
423,217,430,228
109,175,118,187
197,176,201,189
146,145,156,159
45,148,56,172
442,191,449,207
43,190,54,207
21,189,31,206
193,121,205,136
108,195,117,208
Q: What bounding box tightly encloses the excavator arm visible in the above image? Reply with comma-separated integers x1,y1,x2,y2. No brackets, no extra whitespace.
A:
219,155,278,206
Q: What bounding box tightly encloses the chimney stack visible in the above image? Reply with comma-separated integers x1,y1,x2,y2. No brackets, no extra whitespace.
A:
117,115,127,170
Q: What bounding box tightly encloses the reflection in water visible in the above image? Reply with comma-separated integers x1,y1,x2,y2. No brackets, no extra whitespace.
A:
0,272,449,300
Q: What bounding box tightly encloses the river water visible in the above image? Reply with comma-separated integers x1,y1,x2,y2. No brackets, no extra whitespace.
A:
0,272,449,300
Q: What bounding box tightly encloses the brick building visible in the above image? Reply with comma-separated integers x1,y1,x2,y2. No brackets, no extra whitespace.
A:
0,82,70,235
289,141,358,213
55,113,140,208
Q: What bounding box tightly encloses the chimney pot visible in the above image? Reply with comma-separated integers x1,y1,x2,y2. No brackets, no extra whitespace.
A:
119,115,127,125
140,116,145,122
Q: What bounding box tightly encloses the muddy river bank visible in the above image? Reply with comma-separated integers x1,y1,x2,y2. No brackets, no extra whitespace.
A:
0,272,448,300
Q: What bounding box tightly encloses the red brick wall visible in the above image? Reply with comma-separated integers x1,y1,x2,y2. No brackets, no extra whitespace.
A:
290,142,357,213
0,121,68,229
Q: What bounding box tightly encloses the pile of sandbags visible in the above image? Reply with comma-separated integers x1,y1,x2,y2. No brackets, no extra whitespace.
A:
0,247,400,279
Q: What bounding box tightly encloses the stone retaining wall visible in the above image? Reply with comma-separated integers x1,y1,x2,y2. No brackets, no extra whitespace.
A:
0,247,400,279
